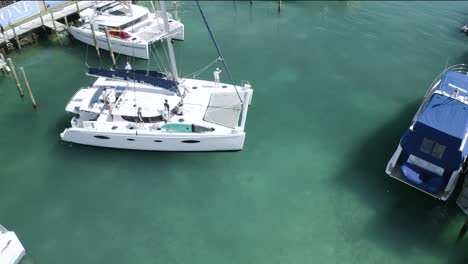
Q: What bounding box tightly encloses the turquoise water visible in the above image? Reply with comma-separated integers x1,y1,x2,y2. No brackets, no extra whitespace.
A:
0,1,468,263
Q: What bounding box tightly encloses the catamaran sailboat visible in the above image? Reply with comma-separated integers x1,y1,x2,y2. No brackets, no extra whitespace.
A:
0,225,25,264
69,1,184,60
60,1,254,151
386,65,468,200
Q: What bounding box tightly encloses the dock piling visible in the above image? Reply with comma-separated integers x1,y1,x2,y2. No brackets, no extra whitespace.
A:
50,11,62,47
7,58,24,97
75,1,80,13
278,0,282,13
64,16,69,31
150,1,156,12
104,26,116,68
173,2,179,21
457,218,468,243
39,13,45,30
11,26,22,50
90,23,101,59
19,67,37,109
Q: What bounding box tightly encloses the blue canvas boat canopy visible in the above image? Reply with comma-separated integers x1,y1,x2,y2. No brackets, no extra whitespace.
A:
418,71,468,142
396,71,468,195
87,68,178,93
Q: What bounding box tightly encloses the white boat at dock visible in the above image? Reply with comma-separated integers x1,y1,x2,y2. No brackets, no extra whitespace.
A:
69,1,184,60
0,225,25,264
386,65,468,200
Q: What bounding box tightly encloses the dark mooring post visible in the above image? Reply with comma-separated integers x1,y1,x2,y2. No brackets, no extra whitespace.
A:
278,0,282,13
457,218,468,243
250,0,253,5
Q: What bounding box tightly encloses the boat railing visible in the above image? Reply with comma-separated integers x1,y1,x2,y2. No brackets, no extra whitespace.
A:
414,64,468,120
425,64,468,98
0,224,8,233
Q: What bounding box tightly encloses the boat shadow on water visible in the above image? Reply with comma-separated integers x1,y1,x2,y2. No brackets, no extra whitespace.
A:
332,100,468,260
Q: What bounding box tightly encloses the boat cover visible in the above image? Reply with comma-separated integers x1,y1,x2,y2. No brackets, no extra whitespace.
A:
399,71,468,194
87,68,178,92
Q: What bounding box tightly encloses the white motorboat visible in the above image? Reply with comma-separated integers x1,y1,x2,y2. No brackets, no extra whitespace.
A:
386,65,468,200
69,1,184,60
0,225,25,264
61,1,254,151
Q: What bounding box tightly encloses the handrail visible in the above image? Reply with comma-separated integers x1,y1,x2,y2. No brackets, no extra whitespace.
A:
413,64,468,120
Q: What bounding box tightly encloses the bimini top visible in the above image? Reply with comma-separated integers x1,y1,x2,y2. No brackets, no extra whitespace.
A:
87,68,178,93
416,71,468,145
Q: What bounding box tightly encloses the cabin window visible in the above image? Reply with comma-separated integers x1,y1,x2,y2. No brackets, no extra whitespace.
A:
419,138,446,159
181,140,200,143
420,138,434,154
94,135,110,139
432,143,446,159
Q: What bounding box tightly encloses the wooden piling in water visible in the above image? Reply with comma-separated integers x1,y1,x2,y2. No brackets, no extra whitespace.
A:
104,26,116,68
150,1,156,13
11,26,22,50
39,13,45,30
19,67,37,109
7,58,24,97
50,11,62,47
90,23,101,59
173,1,179,21
75,1,80,13
278,0,282,13
457,218,468,243
64,16,69,30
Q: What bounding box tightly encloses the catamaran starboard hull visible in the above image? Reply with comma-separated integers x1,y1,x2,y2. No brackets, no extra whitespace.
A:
60,129,246,151
70,27,150,59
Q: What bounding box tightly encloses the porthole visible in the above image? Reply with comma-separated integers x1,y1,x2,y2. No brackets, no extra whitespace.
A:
94,135,110,139
178,118,184,122
154,140,163,143
181,140,200,143
127,139,135,141
222,85,227,88
192,86,198,89
112,126,118,130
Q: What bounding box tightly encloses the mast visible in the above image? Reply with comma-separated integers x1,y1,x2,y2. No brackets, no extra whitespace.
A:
159,0,179,82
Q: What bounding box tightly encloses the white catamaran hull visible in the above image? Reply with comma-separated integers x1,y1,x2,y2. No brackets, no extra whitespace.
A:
60,129,246,151
69,25,184,60
70,27,150,59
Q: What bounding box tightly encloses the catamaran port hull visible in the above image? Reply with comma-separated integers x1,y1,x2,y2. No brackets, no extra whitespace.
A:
60,129,246,151
69,25,184,60
70,27,149,59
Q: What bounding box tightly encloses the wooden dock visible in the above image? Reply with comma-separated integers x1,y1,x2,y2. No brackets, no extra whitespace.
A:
0,1,98,46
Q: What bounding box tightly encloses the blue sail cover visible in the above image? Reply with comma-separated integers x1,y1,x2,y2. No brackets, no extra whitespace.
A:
399,71,468,194
87,68,178,93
